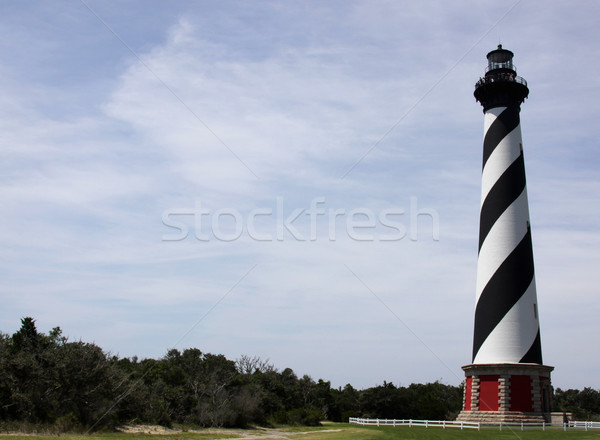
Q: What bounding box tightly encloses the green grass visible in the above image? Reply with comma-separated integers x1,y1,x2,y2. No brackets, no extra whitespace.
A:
1,423,600,440
295,423,600,440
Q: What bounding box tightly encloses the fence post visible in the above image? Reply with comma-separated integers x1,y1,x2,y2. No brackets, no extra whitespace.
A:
564,423,567,431
542,421,545,431
500,422,502,431
460,422,463,430
409,419,412,428
521,422,524,431
443,421,445,429
377,419,379,427
425,420,428,428
478,422,480,431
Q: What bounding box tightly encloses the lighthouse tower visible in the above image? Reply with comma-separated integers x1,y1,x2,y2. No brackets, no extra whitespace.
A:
457,46,553,423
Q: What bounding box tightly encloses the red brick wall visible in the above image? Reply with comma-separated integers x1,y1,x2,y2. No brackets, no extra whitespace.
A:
479,375,499,411
510,375,533,412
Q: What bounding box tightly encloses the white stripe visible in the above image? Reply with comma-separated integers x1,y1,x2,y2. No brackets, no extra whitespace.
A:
481,122,523,206
473,279,540,364
483,106,505,134
476,189,531,301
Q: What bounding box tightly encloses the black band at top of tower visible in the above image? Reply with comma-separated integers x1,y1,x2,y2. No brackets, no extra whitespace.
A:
474,45,529,112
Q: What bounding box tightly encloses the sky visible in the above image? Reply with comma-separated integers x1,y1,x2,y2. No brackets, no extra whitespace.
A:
1,1,599,391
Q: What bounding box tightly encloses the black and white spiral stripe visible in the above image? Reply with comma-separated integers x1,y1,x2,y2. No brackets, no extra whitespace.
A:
472,104,543,365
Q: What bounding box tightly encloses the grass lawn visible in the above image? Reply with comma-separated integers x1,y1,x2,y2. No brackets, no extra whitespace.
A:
1,423,600,440
301,423,600,440
302,424,600,439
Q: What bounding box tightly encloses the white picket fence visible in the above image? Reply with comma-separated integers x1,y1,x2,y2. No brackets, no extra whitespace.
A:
349,417,600,431
348,417,480,430
568,420,600,430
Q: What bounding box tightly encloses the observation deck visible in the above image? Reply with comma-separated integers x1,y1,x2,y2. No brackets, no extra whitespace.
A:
474,45,529,112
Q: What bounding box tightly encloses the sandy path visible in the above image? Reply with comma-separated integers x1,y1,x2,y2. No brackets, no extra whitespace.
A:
117,424,343,439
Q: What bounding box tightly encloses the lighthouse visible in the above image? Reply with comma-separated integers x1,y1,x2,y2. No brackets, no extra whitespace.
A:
457,46,553,423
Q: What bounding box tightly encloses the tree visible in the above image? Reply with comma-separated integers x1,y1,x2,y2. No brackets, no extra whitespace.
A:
329,384,360,422
236,355,274,375
10,317,43,353
5,317,563,430
554,388,600,421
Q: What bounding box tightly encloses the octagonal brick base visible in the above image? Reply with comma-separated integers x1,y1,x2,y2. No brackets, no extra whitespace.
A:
456,363,553,424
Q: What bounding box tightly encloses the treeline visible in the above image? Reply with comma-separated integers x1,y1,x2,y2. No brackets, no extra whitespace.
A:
1,318,598,432
0,318,462,430
554,388,600,421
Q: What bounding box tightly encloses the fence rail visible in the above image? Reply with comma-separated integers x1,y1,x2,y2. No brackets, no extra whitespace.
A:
569,421,600,430
348,417,480,430
349,417,600,431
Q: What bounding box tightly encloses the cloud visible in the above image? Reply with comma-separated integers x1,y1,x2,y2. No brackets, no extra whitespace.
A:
0,1,598,390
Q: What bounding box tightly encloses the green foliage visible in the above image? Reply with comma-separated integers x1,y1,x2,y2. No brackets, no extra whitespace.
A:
2,317,599,434
554,388,600,421
53,412,82,433
270,408,323,426
0,318,124,430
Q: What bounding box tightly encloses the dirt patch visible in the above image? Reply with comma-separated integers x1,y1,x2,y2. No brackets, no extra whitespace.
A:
116,425,343,439
223,429,343,439
117,424,181,435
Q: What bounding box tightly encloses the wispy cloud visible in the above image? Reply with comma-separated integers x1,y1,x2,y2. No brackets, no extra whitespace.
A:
0,1,598,389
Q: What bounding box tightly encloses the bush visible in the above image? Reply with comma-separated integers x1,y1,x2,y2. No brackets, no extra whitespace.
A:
54,413,81,433
284,408,322,426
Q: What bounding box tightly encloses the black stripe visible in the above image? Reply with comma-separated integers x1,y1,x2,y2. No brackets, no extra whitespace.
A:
482,104,521,171
520,329,543,364
479,153,526,251
472,226,535,361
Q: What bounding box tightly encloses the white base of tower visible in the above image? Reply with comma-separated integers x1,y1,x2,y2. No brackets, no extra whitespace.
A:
456,363,554,424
